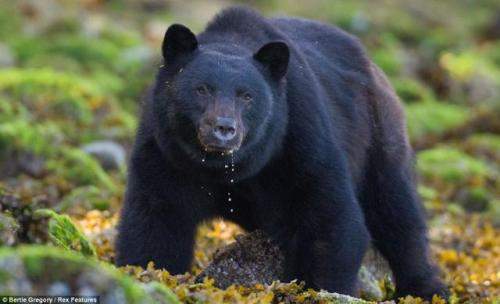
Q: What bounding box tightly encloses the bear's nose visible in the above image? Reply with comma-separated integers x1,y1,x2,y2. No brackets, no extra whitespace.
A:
213,117,237,141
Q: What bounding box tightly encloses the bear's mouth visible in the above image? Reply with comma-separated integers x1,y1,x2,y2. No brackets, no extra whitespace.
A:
200,140,242,154
197,131,243,155
203,144,235,153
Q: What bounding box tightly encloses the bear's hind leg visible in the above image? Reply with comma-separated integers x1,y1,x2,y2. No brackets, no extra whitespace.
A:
359,148,448,300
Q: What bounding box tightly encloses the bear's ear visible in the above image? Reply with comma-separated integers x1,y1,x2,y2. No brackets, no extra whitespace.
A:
162,24,198,64
253,41,289,80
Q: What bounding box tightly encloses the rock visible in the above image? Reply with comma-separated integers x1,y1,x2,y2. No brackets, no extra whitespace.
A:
0,212,19,246
0,253,33,293
196,230,389,301
17,152,46,178
0,43,15,68
196,230,284,288
48,147,117,193
47,281,71,295
0,151,46,179
316,291,373,304
0,191,49,245
456,187,492,213
0,246,180,304
481,11,500,40
82,141,126,171
358,266,384,301
55,186,111,213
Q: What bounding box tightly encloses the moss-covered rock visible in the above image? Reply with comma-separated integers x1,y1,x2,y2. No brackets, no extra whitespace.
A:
0,212,19,246
0,124,119,191
486,199,500,226
393,77,436,103
35,209,96,257
417,147,492,185
417,147,497,207
46,148,117,193
406,102,470,142
456,187,492,213
0,2,21,43
0,191,49,245
10,33,153,109
463,133,500,163
370,34,405,77
13,36,120,71
0,246,180,304
56,186,112,213
439,51,500,105
0,68,136,143
0,120,62,159
0,68,97,125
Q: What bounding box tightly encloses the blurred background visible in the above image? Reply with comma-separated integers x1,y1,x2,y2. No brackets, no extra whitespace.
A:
0,0,498,303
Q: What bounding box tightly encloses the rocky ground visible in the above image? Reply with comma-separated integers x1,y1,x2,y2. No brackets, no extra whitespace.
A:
0,1,499,303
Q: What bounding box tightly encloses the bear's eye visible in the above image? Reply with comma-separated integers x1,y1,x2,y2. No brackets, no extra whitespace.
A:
196,85,210,96
238,92,253,102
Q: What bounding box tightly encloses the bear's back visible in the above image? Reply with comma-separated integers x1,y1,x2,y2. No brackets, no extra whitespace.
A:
272,17,368,70
272,16,374,183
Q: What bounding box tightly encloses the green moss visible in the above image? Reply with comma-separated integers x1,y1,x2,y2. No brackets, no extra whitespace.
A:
440,51,499,82
370,34,404,77
46,148,117,192
56,186,111,213
0,120,62,158
460,187,492,212
0,212,19,246
13,36,120,71
466,133,500,150
464,133,500,162
405,102,470,141
381,10,427,44
0,97,29,121
482,41,500,67
417,147,491,184
0,68,100,125
143,281,182,304
418,185,439,201
35,209,96,257
23,53,84,73
0,68,136,142
99,27,142,49
486,200,500,226
0,3,21,42
393,78,436,103
322,2,365,32
12,34,146,91
0,246,180,303
440,51,500,104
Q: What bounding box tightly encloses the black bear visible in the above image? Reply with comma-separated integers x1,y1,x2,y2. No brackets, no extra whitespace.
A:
116,6,447,299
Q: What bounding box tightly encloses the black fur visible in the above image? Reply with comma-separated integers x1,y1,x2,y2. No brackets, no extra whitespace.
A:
116,6,447,299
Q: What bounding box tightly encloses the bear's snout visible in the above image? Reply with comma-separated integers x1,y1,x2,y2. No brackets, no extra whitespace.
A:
213,117,237,141
198,115,242,153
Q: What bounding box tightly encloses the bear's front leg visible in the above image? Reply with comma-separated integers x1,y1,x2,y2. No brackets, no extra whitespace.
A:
115,185,198,272
115,143,205,273
287,168,369,296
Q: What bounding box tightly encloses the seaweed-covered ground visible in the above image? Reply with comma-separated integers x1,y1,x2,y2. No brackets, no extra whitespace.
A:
0,1,499,303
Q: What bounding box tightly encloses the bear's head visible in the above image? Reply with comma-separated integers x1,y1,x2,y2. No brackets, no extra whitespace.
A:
152,24,289,172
